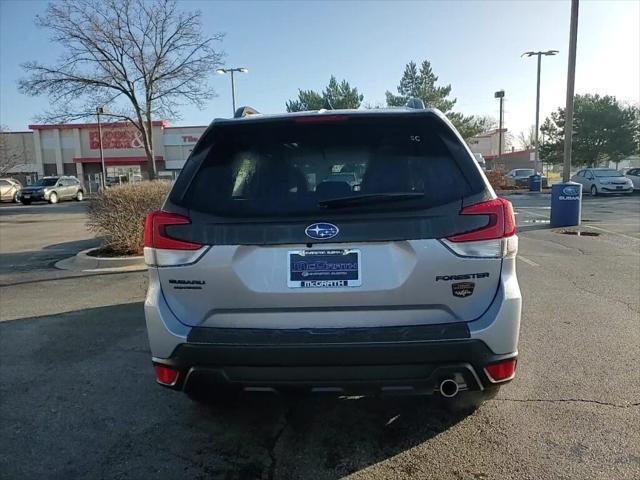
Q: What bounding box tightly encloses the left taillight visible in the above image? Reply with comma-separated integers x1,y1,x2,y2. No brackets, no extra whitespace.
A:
144,210,204,267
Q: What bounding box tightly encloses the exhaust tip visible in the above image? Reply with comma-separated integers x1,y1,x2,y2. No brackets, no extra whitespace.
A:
439,379,460,398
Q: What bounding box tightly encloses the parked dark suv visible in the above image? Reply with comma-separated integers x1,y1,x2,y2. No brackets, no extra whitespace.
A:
144,102,522,407
20,176,84,205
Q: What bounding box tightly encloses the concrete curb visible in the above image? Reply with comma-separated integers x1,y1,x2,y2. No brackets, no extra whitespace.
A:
55,248,147,273
497,190,552,196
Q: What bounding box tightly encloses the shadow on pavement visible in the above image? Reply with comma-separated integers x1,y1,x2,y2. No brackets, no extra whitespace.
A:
0,202,88,216
42,238,101,252
0,238,100,274
0,302,473,480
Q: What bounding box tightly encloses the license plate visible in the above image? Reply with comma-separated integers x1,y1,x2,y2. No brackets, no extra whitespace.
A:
23,194,30,198
616,185,623,189
288,249,361,288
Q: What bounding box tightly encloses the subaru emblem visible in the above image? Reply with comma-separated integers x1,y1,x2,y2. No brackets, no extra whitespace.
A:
562,185,580,196
305,223,339,240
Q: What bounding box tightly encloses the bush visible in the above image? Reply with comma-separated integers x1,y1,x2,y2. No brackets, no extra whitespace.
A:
485,170,507,191
87,181,172,256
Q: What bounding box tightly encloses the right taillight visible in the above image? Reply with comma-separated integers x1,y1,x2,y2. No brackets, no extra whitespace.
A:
442,198,518,258
144,210,205,266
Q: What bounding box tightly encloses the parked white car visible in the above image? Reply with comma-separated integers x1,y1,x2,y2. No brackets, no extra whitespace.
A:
624,168,640,190
571,168,633,196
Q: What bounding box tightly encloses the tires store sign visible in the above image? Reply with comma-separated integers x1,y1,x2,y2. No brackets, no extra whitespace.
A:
89,128,144,150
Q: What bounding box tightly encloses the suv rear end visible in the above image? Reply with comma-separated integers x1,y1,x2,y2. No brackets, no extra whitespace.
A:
144,107,521,403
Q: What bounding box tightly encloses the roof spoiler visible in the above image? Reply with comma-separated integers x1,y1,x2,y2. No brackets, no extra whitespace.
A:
406,98,426,109
234,106,260,118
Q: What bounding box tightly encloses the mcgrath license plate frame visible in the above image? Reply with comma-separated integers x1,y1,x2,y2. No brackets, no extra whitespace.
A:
288,249,361,288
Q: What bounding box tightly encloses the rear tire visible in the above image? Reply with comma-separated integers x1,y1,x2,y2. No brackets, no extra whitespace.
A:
75,190,84,201
48,192,59,204
590,185,598,197
12,192,19,203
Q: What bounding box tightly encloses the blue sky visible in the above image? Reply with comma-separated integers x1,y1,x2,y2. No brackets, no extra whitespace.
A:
1,0,638,142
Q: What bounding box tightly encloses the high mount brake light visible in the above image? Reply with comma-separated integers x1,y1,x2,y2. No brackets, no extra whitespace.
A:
293,115,349,124
144,211,201,250
447,198,517,242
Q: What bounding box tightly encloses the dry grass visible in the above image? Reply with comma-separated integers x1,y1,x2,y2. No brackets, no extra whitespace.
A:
87,181,172,255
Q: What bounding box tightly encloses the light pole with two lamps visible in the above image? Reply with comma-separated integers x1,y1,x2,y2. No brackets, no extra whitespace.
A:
96,106,107,190
216,67,248,115
521,50,558,177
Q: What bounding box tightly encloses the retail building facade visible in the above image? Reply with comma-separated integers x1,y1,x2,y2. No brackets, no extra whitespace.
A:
1,121,207,189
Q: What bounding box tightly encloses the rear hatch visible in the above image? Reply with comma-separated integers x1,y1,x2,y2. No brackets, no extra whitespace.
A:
147,111,514,328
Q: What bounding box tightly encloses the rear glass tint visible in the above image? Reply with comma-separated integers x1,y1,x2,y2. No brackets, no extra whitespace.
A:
175,115,484,218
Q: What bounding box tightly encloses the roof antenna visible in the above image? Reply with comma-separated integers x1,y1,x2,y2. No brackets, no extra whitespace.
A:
406,98,426,109
234,106,260,118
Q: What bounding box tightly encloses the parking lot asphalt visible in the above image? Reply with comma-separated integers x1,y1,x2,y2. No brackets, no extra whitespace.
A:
0,201,99,285
0,194,639,479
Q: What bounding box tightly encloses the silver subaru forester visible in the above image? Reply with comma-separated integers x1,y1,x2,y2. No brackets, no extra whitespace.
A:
144,103,521,406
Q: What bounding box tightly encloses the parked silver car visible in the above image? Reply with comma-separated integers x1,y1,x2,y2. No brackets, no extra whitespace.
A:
571,168,633,196
0,178,22,202
624,168,640,191
19,176,84,205
144,104,522,407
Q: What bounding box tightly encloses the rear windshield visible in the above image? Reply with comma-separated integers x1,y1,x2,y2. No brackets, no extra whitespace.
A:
175,115,484,218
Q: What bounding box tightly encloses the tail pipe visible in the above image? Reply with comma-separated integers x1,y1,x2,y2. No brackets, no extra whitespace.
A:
439,378,460,398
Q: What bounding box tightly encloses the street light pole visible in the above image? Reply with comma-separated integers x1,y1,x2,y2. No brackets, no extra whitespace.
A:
230,70,236,113
216,67,249,116
522,49,559,175
494,90,505,165
96,106,106,190
563,0,580,182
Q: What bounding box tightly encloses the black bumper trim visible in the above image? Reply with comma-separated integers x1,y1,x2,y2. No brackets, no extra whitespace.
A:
187,323,470,345
154,331,513,393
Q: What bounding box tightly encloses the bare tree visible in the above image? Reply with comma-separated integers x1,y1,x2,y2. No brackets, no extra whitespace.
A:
19,0,224,178
517,125,537,150
0,128,26,176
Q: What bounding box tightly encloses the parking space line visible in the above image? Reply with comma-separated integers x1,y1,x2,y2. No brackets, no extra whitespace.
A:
516,209,549,218
518,255,540,267
582,225,640,242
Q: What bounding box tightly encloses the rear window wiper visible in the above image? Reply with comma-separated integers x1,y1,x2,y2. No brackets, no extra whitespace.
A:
319,192,424,208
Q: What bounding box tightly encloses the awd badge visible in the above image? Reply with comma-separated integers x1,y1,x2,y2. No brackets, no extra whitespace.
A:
452,282,475,298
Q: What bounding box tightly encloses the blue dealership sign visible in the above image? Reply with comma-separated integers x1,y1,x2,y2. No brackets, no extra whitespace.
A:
550,182,582,227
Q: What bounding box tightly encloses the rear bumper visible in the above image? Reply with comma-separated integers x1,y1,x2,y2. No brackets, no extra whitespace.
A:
144,258,521,394
153,333,514,394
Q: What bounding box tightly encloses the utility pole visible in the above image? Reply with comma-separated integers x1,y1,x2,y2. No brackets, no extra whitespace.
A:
563,0,579,182
96,106,106,190
495,90,505,165
522,50,559,175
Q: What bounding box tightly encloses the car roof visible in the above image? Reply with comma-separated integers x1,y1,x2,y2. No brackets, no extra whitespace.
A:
211,106,448,125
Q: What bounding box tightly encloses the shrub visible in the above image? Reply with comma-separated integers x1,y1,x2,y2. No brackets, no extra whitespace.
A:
485,170,507,191
87,181,172,256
